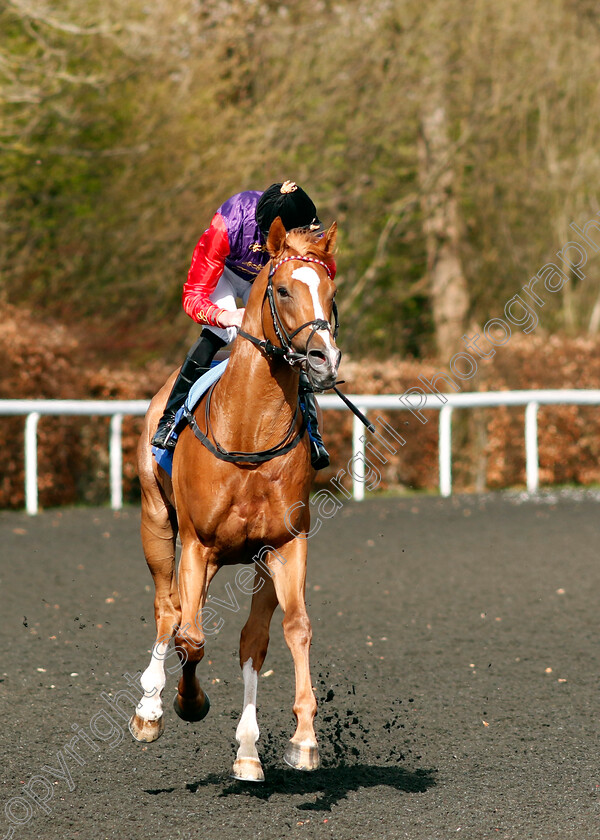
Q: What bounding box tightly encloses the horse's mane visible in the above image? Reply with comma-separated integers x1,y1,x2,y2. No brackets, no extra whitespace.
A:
283,228,336,268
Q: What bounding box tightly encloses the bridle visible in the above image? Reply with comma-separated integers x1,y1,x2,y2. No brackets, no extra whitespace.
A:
182,254,342,464
237,254,339,369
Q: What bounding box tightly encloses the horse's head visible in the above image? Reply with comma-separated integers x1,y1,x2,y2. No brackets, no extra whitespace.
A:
264,218,341,391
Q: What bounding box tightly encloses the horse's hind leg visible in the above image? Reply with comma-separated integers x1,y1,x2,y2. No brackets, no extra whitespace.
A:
129,488,181,743
232,568,279,782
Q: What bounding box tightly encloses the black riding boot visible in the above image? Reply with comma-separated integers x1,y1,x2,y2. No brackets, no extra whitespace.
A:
151,331,226,450
299,373,330,470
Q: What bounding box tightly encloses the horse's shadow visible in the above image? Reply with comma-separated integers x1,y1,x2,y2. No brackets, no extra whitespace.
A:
186,763,436,811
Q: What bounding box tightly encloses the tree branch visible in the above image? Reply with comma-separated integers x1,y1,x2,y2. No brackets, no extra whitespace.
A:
6,0,117,37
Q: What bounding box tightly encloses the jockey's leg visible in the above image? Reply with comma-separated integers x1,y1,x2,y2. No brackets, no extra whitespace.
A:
151,330,225,450
299,372,330,470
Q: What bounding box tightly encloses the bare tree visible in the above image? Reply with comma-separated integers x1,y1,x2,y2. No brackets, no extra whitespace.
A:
418,33,469,360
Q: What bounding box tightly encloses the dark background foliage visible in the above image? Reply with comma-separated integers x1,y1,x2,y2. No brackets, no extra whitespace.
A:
2,0,600,506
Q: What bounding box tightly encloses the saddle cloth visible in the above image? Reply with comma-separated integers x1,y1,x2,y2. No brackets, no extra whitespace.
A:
151,359,229,476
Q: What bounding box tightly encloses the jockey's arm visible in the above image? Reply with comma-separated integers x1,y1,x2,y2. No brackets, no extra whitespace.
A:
182,213,232,327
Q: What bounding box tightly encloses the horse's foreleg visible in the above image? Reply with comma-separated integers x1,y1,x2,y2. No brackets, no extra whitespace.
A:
232,570,279,782
172,539,215,723
130,496,180,743
268,541,319,771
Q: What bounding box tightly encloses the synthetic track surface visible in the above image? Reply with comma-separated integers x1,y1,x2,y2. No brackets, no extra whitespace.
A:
1,494,599,839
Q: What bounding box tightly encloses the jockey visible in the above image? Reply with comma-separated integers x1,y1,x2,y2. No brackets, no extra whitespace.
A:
151,180,334,469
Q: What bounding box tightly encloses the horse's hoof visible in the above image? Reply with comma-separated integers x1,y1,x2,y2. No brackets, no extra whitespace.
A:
231,757,265,783
172,691,211,723
283,740,320,771
128,713,164,743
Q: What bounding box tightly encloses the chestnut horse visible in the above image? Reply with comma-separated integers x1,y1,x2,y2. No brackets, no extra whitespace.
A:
129,218,340,781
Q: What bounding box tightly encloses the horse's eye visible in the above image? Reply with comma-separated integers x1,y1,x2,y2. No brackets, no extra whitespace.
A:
277,287,289,298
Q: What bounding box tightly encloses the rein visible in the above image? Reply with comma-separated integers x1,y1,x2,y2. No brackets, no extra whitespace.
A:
183,383,306,464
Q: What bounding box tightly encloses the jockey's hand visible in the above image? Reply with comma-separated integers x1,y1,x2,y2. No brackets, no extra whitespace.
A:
217,309,245,329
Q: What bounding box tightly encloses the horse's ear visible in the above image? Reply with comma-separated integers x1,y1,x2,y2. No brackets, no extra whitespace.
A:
322,221,337,254
266,216,287,257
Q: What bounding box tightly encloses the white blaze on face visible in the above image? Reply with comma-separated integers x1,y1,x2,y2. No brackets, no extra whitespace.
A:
291,266,337,362
291,266,326,319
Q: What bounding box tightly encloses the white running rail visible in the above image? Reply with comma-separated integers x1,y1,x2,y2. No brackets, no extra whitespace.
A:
1,390,600,514
0,400,148,515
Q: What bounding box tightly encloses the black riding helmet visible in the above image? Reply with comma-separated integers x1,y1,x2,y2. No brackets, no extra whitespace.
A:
256,181,321,238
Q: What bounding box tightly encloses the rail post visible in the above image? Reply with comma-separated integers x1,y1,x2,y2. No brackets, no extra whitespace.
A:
352,411,366,501
439,405,453,498
525,401,539,494
110,413,124,510
25,412,40,515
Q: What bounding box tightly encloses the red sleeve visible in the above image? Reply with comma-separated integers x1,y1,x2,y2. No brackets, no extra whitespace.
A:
182,213,230,326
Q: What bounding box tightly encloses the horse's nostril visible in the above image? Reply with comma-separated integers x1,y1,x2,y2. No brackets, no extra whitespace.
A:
307,349,328,369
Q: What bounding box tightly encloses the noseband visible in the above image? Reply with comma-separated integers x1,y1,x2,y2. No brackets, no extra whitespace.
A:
237,255,339,368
